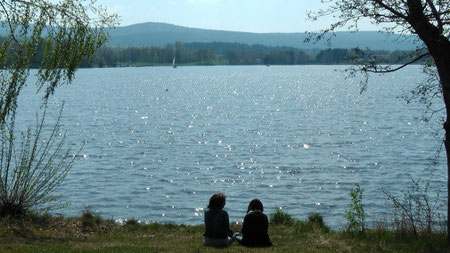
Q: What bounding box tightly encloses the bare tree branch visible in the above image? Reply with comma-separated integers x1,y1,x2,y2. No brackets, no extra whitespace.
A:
365,52,431,73
426,0,444,32
373,0,408,20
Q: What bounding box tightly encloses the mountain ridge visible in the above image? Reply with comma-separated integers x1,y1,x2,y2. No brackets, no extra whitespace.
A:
106,22,421,50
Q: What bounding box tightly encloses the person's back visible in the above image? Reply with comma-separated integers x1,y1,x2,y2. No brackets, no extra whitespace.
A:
238,198,273,247
241,210,272,247
203,193,234,247
204,208,232,239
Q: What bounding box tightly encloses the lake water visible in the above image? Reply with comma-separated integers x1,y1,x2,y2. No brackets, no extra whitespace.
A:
17,65,447,229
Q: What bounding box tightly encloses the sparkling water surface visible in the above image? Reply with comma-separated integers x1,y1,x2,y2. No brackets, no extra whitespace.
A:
17,65,446,229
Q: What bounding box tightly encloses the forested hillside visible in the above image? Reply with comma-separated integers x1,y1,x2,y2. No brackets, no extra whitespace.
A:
106,22,420,51
85,41,428,67
0,22,424,67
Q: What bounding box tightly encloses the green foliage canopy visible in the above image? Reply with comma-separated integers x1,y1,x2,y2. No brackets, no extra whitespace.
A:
0,0,118,126
0,0,117,217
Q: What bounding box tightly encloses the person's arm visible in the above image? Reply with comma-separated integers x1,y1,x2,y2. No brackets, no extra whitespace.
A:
224,211,234,237
262,213,273,246
262,213,269,230
241,214,249,236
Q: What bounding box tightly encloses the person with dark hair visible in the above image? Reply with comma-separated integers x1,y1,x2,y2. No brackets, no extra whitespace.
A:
203,192,235,247
236,198,273,247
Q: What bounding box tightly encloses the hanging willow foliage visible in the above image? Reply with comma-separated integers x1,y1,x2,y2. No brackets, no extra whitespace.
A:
0,0,118,126
0,0,117,217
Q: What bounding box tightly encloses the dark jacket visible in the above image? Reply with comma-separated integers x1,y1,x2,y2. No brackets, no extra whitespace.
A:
241,210,273,247
204,208,233,239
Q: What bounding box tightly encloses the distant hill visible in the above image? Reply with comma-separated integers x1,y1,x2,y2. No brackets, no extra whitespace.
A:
106,22,421,50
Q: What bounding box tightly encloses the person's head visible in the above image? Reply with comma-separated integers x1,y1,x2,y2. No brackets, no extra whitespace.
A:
247,198,264,213
208,192,226,209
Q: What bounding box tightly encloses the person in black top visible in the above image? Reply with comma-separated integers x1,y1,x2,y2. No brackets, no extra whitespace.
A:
203,192,235,247
237,198,273,247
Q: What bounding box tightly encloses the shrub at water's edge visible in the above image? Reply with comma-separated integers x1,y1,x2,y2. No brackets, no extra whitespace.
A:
346,184,366,234
270,209,295,225
270,209,330,233
0,106,80,218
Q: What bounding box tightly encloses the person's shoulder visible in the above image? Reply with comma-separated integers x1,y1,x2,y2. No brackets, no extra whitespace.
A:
247,211,268,219
205,208,222,215
247,210,266,216
208,208,228,215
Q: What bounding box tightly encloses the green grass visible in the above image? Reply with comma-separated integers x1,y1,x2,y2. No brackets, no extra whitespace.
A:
0,213,448,253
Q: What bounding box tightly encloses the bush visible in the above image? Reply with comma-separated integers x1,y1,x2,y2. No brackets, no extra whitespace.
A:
308,213,329,232
0,106,79,218
124,218,142,231
26,212,54,227
270,209,294,225
294,213,329,233
308,213,325,227
346,184,366,233
125,218,139,226
81,207,103,232
382,178,445,238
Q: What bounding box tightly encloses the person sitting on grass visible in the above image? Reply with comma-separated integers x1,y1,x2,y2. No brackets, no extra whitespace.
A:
236,198,273,247
203,192,235,247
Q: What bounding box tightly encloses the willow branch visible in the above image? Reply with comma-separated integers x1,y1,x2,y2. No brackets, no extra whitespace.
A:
0,1,18,42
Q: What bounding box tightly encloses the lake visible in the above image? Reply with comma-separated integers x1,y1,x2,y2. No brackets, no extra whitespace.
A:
16,65,447,229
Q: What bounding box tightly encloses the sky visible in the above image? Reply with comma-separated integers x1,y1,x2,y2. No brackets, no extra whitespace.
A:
94,0,379,33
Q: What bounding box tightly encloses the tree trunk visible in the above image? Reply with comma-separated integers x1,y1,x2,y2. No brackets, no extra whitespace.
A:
443,92,450,243
431,43,450,245
433,57,450,244
446,124,450,244
428,47,450,245
405,0,450,243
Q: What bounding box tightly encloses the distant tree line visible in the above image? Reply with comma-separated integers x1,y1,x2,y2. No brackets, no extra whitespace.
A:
84,41,429,67
0,36,428,67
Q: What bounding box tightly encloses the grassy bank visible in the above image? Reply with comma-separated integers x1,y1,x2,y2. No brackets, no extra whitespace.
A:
0,211,448,253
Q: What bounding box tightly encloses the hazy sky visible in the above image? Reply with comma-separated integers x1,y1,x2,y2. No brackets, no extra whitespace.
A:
95,0,379,33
